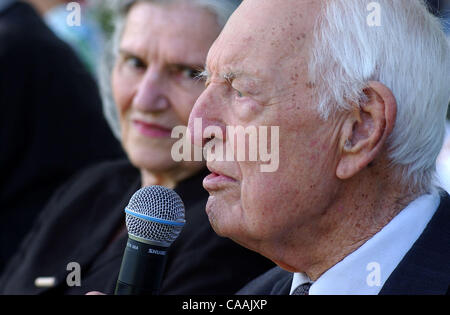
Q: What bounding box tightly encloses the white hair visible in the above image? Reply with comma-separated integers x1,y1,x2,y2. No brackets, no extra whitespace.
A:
309,0,450,193
99,0,241,139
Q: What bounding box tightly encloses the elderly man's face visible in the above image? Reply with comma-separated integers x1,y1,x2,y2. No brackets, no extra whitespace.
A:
189,0,342,255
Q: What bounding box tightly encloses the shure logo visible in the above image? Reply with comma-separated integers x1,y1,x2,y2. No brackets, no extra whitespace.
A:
148,248,167,255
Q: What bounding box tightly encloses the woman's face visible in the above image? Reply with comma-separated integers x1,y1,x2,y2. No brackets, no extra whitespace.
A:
112,1,220,176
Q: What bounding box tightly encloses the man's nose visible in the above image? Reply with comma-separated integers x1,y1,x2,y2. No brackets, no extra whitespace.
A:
132,66,170,112
188,86,227,147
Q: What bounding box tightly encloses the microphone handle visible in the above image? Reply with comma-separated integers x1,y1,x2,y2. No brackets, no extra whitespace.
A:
115,238,168,295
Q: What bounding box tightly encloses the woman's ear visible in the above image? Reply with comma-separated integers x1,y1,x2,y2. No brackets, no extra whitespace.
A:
336,81,397,180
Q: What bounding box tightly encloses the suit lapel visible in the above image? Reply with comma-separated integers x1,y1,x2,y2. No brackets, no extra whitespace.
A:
380,192,450,295
270,273,293,295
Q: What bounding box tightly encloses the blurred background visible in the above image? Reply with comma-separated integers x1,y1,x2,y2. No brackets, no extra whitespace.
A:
33,0,450,79
47,0,450,73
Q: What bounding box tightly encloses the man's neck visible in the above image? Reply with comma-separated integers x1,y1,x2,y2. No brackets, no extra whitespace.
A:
278,170,421,281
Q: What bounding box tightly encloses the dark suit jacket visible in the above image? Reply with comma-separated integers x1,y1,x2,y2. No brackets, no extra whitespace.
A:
0,160,274,295
426,0,441,16
237,192,450,295
0,2,124,273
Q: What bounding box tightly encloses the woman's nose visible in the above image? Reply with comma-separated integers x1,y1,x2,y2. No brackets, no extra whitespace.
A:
132,66,170,112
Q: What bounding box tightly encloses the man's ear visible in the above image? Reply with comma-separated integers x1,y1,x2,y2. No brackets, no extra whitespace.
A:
336,81,397,180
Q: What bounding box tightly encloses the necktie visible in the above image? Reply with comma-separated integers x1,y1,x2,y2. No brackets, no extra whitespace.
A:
292,282,312,295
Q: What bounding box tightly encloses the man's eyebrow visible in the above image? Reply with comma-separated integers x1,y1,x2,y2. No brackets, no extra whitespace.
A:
196,68,238,84
198,68,246,82
223,71,240,83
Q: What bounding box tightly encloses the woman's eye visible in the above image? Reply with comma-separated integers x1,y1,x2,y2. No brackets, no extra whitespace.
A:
167,64,202,81
124,56,146,70
180,67,201,80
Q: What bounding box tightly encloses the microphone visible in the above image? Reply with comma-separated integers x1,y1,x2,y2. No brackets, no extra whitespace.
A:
115,186,185,295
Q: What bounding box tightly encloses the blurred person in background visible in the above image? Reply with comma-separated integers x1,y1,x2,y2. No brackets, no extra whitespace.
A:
0,0,274,295
25,0,104,76
0,0,123,275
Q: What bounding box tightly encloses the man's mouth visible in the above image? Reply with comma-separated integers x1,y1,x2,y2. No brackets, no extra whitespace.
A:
203,167,237,190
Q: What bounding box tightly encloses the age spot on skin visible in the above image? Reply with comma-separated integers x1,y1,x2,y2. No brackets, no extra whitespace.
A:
306,82,315,89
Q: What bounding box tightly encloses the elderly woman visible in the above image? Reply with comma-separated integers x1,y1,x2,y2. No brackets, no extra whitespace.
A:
0,0,273,294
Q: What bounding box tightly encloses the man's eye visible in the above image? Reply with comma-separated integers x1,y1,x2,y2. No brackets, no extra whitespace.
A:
233,86,244,98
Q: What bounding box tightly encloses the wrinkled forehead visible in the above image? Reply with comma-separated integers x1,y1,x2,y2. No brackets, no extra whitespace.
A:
206,0,321,77
122,2,221,59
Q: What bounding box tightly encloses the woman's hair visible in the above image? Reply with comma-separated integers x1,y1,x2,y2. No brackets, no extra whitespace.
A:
308,0,450,193
99,0,241,140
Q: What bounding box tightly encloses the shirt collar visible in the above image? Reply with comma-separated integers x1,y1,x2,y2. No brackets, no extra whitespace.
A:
290,193,440,295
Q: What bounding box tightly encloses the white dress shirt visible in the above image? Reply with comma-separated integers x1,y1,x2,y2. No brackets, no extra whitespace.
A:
290,193,441,295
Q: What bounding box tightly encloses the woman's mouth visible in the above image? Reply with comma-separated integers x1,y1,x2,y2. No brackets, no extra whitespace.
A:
132,120,172,138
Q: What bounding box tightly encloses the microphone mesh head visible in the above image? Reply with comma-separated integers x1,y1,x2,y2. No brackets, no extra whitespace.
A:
125,186,185,247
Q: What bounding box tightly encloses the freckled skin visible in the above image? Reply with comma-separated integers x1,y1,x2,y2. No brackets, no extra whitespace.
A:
189,0,415,279
191,0,340,261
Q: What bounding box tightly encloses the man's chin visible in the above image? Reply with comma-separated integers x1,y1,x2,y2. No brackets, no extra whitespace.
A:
205,197,257,250
205,196,223,232
205,195,236,238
